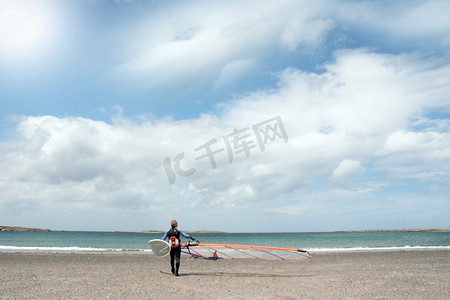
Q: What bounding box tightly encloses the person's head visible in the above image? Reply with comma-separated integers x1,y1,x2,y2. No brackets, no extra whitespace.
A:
170,220,178,228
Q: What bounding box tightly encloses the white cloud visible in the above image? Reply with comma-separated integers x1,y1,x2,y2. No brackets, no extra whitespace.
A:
280,17,334,52
116,0,450,94
334,0,450,45
121,0,334,88
383,130,450,156
378,130,450,180
213,58,258,89
3,0,450,232
330,159,364,181
2,47,449,231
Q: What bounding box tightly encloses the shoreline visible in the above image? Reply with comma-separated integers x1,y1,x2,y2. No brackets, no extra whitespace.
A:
1,245,449,255
1,250,448,299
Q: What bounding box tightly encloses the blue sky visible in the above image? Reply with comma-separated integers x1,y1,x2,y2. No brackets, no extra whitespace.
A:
0,0,449,232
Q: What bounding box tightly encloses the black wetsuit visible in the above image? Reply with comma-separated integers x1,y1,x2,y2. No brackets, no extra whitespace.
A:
162,226,191,276
168,227,181,275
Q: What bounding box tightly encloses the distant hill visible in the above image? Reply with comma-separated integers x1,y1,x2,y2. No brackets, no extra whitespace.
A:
1,226,227,233
0,226,56,232
141,230,164,234
335,229,450,233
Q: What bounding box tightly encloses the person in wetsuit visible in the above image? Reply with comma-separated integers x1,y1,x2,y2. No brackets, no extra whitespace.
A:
161,220,193,276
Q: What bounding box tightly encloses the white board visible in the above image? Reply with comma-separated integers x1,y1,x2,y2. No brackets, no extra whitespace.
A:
149,239,170,257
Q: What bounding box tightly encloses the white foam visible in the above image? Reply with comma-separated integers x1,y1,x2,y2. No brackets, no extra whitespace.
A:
307,246,450,253
0,245,152,254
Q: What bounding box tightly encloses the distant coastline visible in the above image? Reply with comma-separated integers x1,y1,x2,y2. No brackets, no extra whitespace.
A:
0,226,57,232
334,229,450,233
140,230,164,234
0,226,227,234
2,226,448,233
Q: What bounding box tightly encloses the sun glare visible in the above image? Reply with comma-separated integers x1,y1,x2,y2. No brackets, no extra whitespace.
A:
0,0,53,56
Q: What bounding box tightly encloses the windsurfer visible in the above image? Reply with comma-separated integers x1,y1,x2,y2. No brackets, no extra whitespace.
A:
161,220,193,276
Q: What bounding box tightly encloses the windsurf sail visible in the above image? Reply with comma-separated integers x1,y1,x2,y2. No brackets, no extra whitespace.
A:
182,241,312,260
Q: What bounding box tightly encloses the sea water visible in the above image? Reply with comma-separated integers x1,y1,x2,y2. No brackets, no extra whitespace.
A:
1,230,449,254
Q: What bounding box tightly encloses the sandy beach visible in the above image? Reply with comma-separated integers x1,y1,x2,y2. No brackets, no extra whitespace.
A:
0,250,448,299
